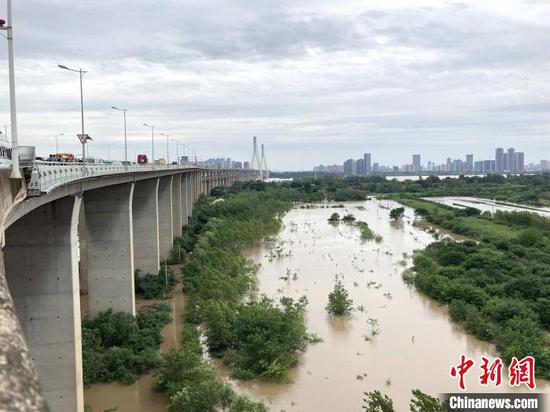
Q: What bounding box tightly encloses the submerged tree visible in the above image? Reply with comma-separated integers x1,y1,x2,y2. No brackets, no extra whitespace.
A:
389,207,405,220
342,214,356,222
326,280,354,317
328,212,340,222
410,389,446,412
362,391,395,412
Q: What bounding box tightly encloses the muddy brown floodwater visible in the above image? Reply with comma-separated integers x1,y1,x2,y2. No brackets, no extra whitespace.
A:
218,199,549,412
83,266,186,412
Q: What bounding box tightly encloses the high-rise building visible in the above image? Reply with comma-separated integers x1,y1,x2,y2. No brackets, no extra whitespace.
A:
244,161,250,170
483,160,495,173
372,162,379,173
364,153,372,175
446,157,452,172
412,154,421,172
465,154,474,172
452,159,463,172
495,148,504,172
515,152,524,172
507,148,516,172
356,158,365,175
343,159,355,176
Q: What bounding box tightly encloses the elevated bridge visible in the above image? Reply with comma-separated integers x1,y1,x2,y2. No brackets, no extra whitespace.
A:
0,163,254,412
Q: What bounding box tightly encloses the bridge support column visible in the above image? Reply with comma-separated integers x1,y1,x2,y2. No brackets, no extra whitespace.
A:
158,176,173,261
188,172,196,218
181,174,189,225
171,175,182,238
78,204,88,294
85,183,135,317
133,179,160,274
4,196,84,412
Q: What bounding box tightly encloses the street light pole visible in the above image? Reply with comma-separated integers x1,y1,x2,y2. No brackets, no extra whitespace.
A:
58,64,88,173
143,123,155,168
111,106,127,166
0,0,21,178
54,133,64,154
160,133,170,165
172,139,179,165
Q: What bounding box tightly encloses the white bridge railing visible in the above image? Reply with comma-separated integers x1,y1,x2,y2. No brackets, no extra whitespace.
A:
27,161,206,195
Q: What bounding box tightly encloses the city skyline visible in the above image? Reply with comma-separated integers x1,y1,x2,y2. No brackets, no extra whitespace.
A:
314,145,543,175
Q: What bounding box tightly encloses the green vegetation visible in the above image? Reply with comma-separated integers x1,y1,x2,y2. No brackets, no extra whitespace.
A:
363,390,395,411
363,390,445,412
356,221,382,242
328,212,340,221
240,173,550,206
326,280,354,317
401,197,550,379
134,266,177,299
177,188,315,380
342,213,356,222
82,304,171,385
389,207,405,220
154,324,267,412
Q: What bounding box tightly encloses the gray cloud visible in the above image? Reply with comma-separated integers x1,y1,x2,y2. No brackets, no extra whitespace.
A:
1,0,550,169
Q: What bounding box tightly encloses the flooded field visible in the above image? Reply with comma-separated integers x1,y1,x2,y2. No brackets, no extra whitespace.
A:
426,196,550,217
83,266,186,412
221,199,549,411
83,200,549,412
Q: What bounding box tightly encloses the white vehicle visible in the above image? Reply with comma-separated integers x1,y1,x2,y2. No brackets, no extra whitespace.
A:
0,132,12,169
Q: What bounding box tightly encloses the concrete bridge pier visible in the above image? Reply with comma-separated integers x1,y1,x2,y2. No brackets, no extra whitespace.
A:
132,179,160,274
188,171,197,218
192,172,198,203
4,196,84,412
171,175,182,238
158,176,173,261
84,183,135,317
181,173,190,225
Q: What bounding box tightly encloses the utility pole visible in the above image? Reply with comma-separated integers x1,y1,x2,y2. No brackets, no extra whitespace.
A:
0,1,21,178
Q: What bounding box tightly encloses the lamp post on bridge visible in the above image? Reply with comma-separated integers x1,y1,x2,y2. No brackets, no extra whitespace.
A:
0,0,21,179
143,123,155,169
172,138,184,166
54,133,64,154
111,106,128,168
58,64,90,174
160,133,170,165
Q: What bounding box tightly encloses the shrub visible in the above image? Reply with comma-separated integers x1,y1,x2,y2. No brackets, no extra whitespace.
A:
389,207,405,220
82,304,171,385
328,212,340,222
326,280,353,317
363,391,395,412
230,296,310,380
135,267,177,299
410,389,445,412
342,214,356,222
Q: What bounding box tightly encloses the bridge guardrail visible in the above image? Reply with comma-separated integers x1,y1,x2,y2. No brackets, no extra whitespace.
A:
27,161,206,195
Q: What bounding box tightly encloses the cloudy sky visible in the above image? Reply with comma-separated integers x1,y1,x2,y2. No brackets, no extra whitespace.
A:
1,0,550,170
